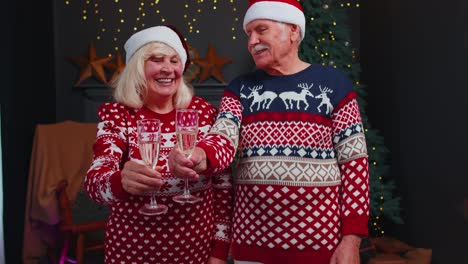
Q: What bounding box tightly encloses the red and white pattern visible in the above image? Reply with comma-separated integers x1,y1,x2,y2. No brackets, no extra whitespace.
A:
198,68,370,263
84,97,233,263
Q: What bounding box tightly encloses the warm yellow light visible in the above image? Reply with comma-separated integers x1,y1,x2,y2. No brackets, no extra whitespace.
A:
101,28,106,32
82,9,87,14
213,6,217,10
140,2,144,6
96,36,101,40
185,4,189,8
65,1,70,5
114,47,119,51
161,18,166,22
233,36,236,40
82,16,87,20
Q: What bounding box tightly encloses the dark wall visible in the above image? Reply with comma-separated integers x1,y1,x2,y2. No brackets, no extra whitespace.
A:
1,0,56,262
53,1,252,122
361,0,468,263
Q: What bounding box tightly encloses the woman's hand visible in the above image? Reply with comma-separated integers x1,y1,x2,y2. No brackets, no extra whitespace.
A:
121,160,164,195
207,256,227,264
168,146,207,180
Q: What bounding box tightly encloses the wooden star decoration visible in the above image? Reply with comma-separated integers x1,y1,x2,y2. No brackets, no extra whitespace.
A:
68,42,113,86
104,52,126,85
192,43,232,84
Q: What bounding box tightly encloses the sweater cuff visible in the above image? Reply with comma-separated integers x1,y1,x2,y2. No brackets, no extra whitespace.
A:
210,240,230,261
196,141,218,176
109,171,130,200
342,216,369,237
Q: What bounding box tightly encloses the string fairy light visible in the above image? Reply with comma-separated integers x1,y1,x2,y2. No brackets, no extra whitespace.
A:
65,0,244,55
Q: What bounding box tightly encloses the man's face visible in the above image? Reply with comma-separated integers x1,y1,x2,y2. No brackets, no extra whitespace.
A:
245,19,292,70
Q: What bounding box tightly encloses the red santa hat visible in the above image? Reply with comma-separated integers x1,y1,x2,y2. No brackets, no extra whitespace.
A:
243,0,306,40
124,25,190,72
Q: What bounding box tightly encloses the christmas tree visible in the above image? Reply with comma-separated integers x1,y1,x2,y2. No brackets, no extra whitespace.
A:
299,0,403,237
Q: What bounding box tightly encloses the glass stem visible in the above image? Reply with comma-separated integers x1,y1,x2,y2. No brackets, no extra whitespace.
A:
150,192,158,208
184,178,191,197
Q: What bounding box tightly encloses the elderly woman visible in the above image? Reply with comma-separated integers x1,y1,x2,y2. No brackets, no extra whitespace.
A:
84,25,232,264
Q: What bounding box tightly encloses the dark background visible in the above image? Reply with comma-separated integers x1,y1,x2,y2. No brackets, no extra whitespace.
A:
1,0,467,263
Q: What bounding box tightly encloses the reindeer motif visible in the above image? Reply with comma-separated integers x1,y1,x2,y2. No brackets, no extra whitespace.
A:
239,84,247,99
316,85,334,114
279,83,315,110
245,85,278,111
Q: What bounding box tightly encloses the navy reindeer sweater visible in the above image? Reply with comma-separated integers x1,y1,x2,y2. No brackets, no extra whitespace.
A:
197,65,370,263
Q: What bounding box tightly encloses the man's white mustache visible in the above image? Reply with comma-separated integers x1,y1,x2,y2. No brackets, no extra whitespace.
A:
252,44,269,53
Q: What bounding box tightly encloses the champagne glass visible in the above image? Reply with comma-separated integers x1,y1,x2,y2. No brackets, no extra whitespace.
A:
173,109,202,204
137,119,168,215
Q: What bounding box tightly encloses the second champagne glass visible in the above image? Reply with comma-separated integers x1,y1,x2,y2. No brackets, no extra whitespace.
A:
137,118,168,215
173,109,202,204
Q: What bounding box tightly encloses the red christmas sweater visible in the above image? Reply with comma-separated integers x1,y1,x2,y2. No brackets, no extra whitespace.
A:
197,66,370,264
84,97,233,264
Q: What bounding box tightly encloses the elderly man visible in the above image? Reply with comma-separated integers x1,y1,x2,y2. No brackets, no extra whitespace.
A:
169,0,370,263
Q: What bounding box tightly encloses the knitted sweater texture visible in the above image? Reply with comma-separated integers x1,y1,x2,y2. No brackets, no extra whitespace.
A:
85,97,233,264
197,65,370,264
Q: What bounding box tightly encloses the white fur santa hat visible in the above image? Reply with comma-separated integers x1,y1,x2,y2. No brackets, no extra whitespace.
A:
124,25,190,72
243,0,306,40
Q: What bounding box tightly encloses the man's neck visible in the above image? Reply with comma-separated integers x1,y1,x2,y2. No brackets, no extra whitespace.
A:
264,59,310,76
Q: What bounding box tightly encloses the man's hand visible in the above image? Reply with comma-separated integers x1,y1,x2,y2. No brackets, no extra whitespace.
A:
121,160,164,195
330,235,362,264
168,146,207,180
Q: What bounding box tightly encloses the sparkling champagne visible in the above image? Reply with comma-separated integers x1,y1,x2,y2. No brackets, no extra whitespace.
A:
138,140,160,169
177,130,197,158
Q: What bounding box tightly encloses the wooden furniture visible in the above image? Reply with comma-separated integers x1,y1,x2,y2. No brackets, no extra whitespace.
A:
55,179,107,264
23,121,100,263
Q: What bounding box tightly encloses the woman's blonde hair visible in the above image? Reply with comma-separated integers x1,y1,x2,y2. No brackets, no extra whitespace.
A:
112,42,193,109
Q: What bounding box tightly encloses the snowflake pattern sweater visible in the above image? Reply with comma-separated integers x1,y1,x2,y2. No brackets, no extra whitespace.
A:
197,65,370,264
84,97,233,264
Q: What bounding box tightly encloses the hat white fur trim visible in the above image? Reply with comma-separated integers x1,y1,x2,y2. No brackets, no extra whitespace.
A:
124,26,187,68
243,1,306,40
